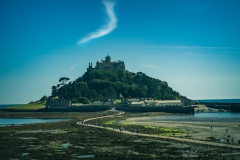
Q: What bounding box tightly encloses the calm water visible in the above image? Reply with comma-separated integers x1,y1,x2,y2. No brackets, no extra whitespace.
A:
0,118,70,127
0,104,24,110
195,99,240,103
154,112,240,122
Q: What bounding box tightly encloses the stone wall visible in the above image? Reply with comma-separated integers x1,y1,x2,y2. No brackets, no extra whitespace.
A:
230,104,240,112
71,105,111,112
115,105,194,113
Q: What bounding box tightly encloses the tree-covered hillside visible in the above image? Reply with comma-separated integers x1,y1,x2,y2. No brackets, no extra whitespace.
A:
50,69,188,103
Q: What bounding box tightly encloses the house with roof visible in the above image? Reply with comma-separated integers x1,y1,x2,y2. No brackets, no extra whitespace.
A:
157,100,182,107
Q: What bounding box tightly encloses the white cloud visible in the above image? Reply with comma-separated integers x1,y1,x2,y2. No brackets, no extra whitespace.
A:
77,1,117,45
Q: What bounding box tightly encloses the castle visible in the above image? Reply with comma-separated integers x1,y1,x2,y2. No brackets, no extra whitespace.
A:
87,55,125,71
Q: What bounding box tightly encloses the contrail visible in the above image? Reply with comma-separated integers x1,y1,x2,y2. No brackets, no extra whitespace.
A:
77,1,117,45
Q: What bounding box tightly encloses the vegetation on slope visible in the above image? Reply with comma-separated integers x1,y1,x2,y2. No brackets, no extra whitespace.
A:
50,69,188,103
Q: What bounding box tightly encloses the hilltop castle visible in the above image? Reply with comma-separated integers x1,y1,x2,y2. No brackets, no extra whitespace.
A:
87,55,125,71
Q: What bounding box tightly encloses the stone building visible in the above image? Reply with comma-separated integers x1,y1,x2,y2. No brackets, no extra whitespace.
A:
87,55,125,71
46,99,71,109
125,99,183,107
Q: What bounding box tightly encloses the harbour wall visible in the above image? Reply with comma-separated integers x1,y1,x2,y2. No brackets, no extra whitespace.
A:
115,105,194,113
203,103,240,113
230,104,240,112
70,105,111,112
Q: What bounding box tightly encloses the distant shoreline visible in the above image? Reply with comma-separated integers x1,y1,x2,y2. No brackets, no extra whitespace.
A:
195,99,240,103
0,104,25,110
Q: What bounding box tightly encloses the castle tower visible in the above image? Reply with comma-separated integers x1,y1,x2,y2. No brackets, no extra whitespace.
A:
105,55,111,62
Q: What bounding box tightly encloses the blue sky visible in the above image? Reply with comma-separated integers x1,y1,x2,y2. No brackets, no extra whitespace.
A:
1,0,240,104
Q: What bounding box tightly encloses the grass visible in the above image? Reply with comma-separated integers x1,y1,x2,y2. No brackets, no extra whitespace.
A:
114,99,122,103
104,120,118,125
104,120,136,125
5,103,45,111
122,122,136,125
144,125,190,135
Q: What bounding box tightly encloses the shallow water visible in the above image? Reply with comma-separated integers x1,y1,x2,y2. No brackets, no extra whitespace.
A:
195,112,240,118
76,155,95,158
0,104,24,109
18,137,37,140
0,118,70,126
149,112,240,122
17,129,68,134
61,142,71,148
74,146,85,149
71,154,95,158
22,153,29,156
196,99,240,103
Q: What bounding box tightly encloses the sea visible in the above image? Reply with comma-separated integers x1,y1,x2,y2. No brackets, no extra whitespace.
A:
153,112,240,122
0,104,71,127
194,99,240,103
0,118,70,127
0,104,25,110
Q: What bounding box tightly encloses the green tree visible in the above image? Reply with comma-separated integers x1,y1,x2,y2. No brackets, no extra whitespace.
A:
59,77,70,85
76,97,90,104
39,95,48,102
51,86,57,96
49,69,187,102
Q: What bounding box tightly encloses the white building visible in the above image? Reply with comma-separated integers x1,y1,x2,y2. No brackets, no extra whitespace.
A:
126,98,183,107
157,100,182,107
130,101,145,106
144,100,158,106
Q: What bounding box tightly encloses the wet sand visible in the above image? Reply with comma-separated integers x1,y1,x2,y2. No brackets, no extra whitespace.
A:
121,113,240,145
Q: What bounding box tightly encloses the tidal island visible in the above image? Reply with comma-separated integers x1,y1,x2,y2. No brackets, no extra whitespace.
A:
45,55,193,113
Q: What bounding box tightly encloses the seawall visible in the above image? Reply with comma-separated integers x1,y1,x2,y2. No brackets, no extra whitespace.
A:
70,105,111,112
115,105,194,113
230,104,240,112
203,103,240,113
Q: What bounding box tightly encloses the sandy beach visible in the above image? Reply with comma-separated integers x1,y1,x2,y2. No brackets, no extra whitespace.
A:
120,110,240,145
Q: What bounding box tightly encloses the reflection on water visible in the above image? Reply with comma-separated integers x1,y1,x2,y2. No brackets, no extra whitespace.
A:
77,155,95,158
155,112,240,122
18,137,37,140
22,153,29,156
195,112,240,118
61,142,71,148
0,118,70,126
71,154,95,158
74,146,85,149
